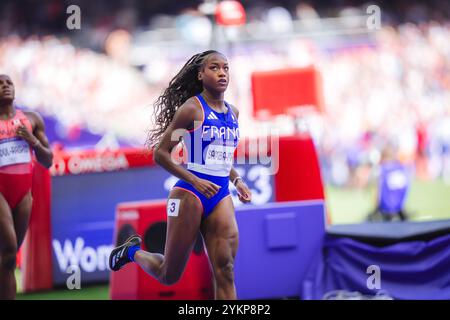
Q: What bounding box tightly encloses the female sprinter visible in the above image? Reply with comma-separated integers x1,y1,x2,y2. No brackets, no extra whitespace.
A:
109,50,252,300
0,74,53,299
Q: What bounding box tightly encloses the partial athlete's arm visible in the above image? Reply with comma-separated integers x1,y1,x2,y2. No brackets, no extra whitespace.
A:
153,98,221,198
17,111,53,168
228,105,251,203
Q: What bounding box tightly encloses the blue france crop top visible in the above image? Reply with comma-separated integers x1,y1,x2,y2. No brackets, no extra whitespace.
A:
182,94,240,177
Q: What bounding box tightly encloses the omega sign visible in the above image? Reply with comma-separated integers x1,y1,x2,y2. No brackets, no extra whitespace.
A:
50,153,129,176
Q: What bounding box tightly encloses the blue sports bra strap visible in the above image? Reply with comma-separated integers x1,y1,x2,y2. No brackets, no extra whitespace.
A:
196,94,209,110
225,101,236,119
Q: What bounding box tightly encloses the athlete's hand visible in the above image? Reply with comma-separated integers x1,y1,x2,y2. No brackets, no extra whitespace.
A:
16,124,39,146
235,180,252,203
192,178,221,199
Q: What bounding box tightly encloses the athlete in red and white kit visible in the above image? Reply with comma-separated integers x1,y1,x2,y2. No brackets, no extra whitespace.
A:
0,74,53,300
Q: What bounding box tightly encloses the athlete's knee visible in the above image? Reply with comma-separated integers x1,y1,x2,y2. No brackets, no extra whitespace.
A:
213,249,235,284
212,236,238,281
0,244,18,271
215,260,235,285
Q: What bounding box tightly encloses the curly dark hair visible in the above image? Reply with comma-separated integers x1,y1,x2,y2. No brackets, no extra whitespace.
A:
147,50,220,149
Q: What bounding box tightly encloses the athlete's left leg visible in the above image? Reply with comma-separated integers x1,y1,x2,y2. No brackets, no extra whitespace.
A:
201,195,239,300
12,191,33,248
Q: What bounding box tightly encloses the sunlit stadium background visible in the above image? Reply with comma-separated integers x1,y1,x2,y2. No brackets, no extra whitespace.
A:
2,0,449,300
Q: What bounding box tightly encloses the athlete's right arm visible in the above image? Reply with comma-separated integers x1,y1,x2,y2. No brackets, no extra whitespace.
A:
153,98,221,198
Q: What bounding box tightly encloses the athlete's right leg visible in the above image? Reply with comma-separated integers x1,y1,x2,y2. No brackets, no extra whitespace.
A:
133,188,203,285
0,193,18,300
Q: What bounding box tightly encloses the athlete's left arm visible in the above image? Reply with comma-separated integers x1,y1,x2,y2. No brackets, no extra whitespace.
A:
19,111,53,168
229,105,252,203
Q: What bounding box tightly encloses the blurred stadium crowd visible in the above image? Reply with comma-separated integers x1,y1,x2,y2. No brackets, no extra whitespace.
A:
1,0,449,39
0,0,449,186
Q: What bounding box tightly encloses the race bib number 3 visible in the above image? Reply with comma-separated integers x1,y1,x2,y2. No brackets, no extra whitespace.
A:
167,199,181,217
0,139,31,167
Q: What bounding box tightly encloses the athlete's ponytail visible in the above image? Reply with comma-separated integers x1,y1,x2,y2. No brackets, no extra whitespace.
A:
146,50,219,149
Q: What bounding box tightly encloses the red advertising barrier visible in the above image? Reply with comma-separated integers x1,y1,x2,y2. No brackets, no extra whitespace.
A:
21,162,53,292
274,135,325,202
251,67,324,118
50,147,154,176
110,200,214,300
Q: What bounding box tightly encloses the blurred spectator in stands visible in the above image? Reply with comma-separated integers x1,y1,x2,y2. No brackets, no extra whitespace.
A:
296,2,321,29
